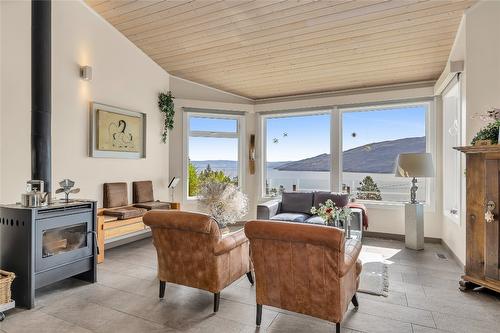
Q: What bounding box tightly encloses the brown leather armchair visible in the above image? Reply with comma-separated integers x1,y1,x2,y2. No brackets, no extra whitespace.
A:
244,220,362,333
143,210,253,312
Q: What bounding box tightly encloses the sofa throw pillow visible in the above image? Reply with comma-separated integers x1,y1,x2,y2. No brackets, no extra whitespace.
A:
313,192,349,209
281,192,314,214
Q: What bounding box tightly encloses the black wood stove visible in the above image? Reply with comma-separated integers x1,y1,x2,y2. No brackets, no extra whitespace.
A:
0,201,97,309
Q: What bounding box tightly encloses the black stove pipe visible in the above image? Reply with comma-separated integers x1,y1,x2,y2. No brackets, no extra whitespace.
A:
31,0,52,193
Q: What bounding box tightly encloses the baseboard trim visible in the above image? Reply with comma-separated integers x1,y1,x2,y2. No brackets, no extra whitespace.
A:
363,231,441,243
440,239,465,270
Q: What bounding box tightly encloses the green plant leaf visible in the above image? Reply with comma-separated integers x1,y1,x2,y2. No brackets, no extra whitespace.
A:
471,120,500,145
158,90,175,143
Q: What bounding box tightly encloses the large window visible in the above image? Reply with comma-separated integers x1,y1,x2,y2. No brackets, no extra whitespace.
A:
261,102,432,204
264,112,331,196
186,113,243,198
342,105,428,203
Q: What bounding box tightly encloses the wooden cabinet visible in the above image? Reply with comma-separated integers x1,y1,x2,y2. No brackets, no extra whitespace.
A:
455,145,500,293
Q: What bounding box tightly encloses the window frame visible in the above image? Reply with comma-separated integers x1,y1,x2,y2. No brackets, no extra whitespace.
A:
339,101,434,207
183,111,245,201
259,100,435,208
260,109,333,198
442,77,462,223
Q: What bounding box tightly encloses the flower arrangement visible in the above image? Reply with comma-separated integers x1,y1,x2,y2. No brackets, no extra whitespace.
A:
310,199,351,226
198,179,248,228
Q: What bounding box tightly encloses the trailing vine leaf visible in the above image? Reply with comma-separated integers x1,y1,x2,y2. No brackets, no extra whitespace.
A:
471,120,500,145
158,91,175,143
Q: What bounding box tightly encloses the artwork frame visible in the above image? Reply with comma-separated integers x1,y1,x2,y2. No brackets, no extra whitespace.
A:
89,102,146,159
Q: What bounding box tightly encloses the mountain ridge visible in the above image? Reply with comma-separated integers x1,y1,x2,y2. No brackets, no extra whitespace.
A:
191,136,426,174
276,136,425,173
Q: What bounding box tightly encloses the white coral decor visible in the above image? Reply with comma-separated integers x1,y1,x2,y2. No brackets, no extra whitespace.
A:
198,180,248,227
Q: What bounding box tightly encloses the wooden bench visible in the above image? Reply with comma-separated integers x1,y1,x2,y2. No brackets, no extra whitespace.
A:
98,182,180,263
97,205,180,263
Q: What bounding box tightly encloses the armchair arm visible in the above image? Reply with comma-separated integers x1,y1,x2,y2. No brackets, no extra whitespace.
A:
340,238,362,277
257,199,281,219
214,230,248,256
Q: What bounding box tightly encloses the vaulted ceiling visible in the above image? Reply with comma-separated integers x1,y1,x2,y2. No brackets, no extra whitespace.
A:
86,0,476,99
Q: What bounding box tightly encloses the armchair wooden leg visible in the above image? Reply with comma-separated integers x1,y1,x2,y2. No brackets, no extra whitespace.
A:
336,322,340,333
351,293,359,308
246,271,254,285
214,292,220,312
256,304,262,326
159,281,166,299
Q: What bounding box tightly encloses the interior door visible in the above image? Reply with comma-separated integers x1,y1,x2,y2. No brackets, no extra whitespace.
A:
485,159,500,280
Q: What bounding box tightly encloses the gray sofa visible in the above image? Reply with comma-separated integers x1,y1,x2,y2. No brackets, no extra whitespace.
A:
257,191,363,235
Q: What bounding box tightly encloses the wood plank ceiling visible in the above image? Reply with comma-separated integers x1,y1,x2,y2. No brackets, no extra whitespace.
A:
86,0,476,99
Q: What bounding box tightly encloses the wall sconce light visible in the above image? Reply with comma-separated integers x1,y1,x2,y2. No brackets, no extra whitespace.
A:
80,65,92,81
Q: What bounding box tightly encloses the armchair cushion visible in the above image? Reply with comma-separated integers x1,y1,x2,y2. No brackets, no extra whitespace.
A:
103,182,128,208
313,192,349,208
281,192,314,214
134,201,171,210
102,206,147,220
132,180,155,203
304,215,326,225
270,213,310,223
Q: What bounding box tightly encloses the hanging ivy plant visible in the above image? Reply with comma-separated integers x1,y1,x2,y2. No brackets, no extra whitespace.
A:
158,91,175,143
471,120,500,145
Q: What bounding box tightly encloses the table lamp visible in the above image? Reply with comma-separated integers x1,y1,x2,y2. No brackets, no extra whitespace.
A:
394,153,434,203
394,153,434,250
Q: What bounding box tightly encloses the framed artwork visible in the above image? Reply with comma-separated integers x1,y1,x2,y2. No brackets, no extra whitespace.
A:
89,102,146,158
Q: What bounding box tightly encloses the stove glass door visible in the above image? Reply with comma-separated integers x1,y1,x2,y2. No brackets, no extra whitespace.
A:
35,212,93,272
42,223,87,258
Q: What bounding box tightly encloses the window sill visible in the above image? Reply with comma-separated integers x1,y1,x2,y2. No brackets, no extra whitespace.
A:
355,200,404,209
358,200,434,211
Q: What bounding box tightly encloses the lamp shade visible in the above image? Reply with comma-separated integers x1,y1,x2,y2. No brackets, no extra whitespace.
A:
394,153,434,178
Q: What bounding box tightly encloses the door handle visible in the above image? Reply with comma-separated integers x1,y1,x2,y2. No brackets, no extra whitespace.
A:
485,200,496,223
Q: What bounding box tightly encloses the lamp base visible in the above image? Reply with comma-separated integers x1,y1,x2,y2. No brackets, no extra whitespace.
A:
410,177,418,204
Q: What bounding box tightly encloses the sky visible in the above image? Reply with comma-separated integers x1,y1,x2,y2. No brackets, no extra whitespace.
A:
188,106,426,161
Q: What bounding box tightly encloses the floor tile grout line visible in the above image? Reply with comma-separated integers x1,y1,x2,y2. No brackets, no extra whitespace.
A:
355,303,436,328
67,282,276,331
33,308,99,333
43,300,172,331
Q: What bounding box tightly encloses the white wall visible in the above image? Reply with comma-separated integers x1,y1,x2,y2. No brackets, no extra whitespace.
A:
170,76,253,105
0,0,170,206
439,0,500,265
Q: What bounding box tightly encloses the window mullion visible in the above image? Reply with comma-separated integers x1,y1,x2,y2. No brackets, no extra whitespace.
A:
331,107,341,192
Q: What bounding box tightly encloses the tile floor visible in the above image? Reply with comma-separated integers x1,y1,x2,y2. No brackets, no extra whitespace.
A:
0,237,499,333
